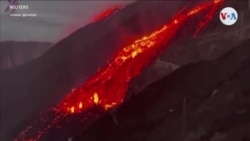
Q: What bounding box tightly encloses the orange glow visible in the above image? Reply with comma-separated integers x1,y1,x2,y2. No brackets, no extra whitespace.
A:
70,107,75,114
93,92,99,105
104,102,117,111
78,102,83,109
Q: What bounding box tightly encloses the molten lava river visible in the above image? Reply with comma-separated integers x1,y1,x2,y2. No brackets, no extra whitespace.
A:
15,0,225,140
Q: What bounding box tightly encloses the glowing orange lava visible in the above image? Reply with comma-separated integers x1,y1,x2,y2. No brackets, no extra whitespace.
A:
57,0,224,114
15,0,224,140
93,92,100,105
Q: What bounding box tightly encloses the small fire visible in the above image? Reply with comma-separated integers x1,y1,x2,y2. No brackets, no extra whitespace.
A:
70,107,75,114
78,102,83,109
93,92,99,105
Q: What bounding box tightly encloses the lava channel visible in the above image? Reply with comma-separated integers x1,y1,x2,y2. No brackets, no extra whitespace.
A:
15,0,224,140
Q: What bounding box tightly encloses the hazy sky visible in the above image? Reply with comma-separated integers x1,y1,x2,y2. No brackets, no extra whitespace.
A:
0,0,134,43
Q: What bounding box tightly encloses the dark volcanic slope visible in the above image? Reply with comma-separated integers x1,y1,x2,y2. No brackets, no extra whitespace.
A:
73,39,250,141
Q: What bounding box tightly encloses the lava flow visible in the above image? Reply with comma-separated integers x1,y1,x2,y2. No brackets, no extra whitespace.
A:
15,0,224,140
58,0,224,114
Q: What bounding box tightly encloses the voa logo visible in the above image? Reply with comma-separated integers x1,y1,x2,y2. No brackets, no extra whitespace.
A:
219,7,238,26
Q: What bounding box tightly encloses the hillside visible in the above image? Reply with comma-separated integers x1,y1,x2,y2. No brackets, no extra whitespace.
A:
72,39,250,141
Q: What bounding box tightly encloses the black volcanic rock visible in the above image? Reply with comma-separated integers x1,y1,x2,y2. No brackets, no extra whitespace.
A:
72,39,250,141
126,59,179,99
